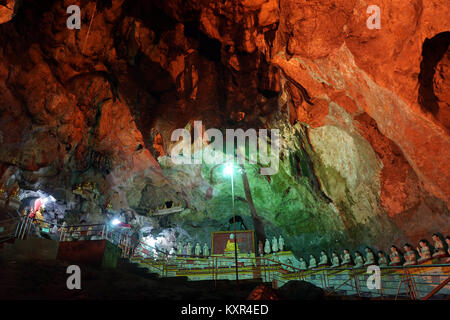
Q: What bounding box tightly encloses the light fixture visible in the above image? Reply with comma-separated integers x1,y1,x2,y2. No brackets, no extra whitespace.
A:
111,218,121,226
223,163,234,176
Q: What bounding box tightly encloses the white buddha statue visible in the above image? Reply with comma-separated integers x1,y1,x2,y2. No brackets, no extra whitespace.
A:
195,243,202,256
318,251,329,266
278,235,285,251
177,241,183,255
308,255,317,269
389,246,402,265
203,243,209,256
403,244,417,266
341,249,352,265
186,242,192,256
353,252,365,268
299,258,308,270
331,252,340,267
377,251,388,266
431,234,446,258
416,240,431,263
264,238,271,254
364,248,376,266
272,236,278,253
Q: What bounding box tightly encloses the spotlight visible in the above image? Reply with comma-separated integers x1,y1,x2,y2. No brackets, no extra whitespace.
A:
223,163,234,176
111,218,121,226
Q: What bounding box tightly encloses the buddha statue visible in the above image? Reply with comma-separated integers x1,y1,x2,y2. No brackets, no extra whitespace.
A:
203,243,209,257
177,242,183,255
331,252,340,267
224,233,239,253
195,243,202,256
431,234,447,258
299,258,308,270
353,252,365,268
278,235,285,252
308,255,317,269
186,242,192,256
341,249,352,265
377,251,388,266
271,236,278,253
416,239,432,263
318,251,329,266
264,238,271,255
364,248,376,266
389,246,402,266
403,244,417,266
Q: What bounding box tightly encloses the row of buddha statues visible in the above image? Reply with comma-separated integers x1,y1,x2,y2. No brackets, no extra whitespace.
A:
176,241,210,257
295,234,450,270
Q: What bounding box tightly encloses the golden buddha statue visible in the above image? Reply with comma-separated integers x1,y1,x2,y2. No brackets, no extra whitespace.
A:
224,233,240,253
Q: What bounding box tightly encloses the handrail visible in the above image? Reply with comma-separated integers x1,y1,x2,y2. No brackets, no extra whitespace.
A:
422,276,450,300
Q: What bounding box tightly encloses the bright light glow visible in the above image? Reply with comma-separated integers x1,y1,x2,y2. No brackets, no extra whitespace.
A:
112,218,121,226
223,163,234,176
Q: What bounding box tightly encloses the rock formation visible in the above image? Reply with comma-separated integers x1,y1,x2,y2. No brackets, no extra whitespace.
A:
0,0,448,257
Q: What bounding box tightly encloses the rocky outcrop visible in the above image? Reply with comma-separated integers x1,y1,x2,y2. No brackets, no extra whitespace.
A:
0,0,448,255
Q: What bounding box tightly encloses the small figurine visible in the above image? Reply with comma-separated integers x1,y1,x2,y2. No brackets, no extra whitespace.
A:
271,236,278,253
318,251,329,266
416,239,432,263
353,252,365,268
203,243,209,257
377,251,388,266
177,241,183,255
331,252,340,267
308,255,317,269
186,242,192,256
364,247,376,266
389,246,402,266
195,243,202,256
431,234,447,258
264,238,271,254
403,243,417,266
278,235,285,251
299,258,308,270
341,249,352,265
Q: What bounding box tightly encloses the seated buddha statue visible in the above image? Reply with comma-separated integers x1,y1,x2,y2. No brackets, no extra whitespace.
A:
353,252,365,268
403,244,417,266
308,255,317,269
331,252,340,268
318,251,329,266
389,246,402,266
416,239,432,263
341,249,352,266
298,258,308,270
431,234,447,258
224,233,240,253
377,251,388,267
364,248,376,266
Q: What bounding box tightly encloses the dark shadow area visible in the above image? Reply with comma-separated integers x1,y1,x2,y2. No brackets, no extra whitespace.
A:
418,31,450,115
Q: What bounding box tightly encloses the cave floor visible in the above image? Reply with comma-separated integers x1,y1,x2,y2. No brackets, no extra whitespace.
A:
0,258,338,300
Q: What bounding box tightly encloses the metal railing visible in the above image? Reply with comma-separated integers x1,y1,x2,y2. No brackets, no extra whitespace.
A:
3,216,450,299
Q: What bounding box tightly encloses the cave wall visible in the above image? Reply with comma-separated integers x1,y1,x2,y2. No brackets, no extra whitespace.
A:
0,0,448,257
